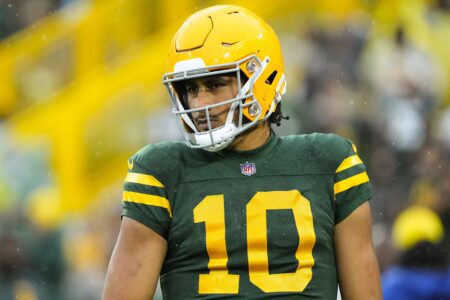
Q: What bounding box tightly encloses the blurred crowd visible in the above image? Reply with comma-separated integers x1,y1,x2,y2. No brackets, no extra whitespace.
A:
1,1,450,299
283,7,450,266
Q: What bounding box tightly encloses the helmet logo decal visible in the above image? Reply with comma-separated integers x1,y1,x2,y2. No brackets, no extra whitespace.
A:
240,162,256,176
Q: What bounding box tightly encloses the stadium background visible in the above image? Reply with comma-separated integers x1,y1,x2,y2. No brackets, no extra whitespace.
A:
0,0,449,299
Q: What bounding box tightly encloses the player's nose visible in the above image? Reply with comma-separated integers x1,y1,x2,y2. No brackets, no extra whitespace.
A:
191,88,214,108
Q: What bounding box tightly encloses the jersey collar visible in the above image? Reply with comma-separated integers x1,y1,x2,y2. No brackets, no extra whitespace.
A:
217,132,280,159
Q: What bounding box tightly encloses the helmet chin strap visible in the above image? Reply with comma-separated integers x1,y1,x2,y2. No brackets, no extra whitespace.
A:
191,90,241,152
194,123,238,152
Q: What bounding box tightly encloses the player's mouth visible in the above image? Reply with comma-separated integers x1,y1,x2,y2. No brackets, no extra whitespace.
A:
195,116,221,131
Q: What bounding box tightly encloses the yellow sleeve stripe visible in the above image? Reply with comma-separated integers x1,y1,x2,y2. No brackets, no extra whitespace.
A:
125,172,164,188
336,155,363,173
123,191,172,217
334,172,369,195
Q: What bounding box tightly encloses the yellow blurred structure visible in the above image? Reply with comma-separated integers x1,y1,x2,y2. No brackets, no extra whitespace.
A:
1,0,197,214
0,0,448,218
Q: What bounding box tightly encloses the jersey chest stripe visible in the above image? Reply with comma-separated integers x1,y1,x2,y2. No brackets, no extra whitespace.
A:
123,191,172,217
336,155,362,173
125,172,164,188
334,171,369,195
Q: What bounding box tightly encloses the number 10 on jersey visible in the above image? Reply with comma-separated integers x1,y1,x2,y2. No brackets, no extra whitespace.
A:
193,190,316,294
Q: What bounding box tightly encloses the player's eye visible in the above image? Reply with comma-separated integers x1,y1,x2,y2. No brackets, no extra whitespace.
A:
205,78,228,90
186,85,199,94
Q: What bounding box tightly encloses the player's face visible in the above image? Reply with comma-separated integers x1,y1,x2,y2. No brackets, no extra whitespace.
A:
184,75,238,132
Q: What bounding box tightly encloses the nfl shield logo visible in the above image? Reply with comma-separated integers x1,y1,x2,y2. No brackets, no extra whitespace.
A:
240,162,256,176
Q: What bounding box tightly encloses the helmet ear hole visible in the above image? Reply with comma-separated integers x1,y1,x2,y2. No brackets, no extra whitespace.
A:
265,70,277,85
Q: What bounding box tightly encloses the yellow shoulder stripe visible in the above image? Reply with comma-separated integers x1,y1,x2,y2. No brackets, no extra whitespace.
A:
123,191,172,217
125,172,164,188
336,155,363,173
334,172,369,195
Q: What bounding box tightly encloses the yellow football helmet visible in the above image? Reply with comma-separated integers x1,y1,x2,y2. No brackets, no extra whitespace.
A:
392,205,444,251
162,5,286,151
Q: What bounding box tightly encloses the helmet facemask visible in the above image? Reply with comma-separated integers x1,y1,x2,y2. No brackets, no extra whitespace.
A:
163,54,270,152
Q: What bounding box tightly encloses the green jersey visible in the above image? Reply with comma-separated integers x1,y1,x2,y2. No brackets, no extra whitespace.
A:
122,133,372,299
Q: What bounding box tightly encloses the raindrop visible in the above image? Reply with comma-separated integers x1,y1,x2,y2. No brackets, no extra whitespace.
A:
16,248,20,252
8,3,12,8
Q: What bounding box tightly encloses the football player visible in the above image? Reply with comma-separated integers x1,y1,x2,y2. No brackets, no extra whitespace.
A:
103,5,381,299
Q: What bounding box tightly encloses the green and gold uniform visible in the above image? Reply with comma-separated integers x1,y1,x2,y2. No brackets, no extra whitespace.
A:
122,133,372,299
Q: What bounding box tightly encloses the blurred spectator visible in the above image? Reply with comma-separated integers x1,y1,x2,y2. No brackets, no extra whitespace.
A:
296,20,369,136
0,187,66,300
435,107,450,149
0,219,32,299
382,206,450,300
361,26,440,152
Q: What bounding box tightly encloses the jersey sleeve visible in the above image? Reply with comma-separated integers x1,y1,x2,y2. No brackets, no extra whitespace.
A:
121,153,172,240
333,139,372,224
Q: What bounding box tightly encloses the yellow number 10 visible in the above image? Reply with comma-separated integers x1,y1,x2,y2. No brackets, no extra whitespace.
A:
193,190,316,294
